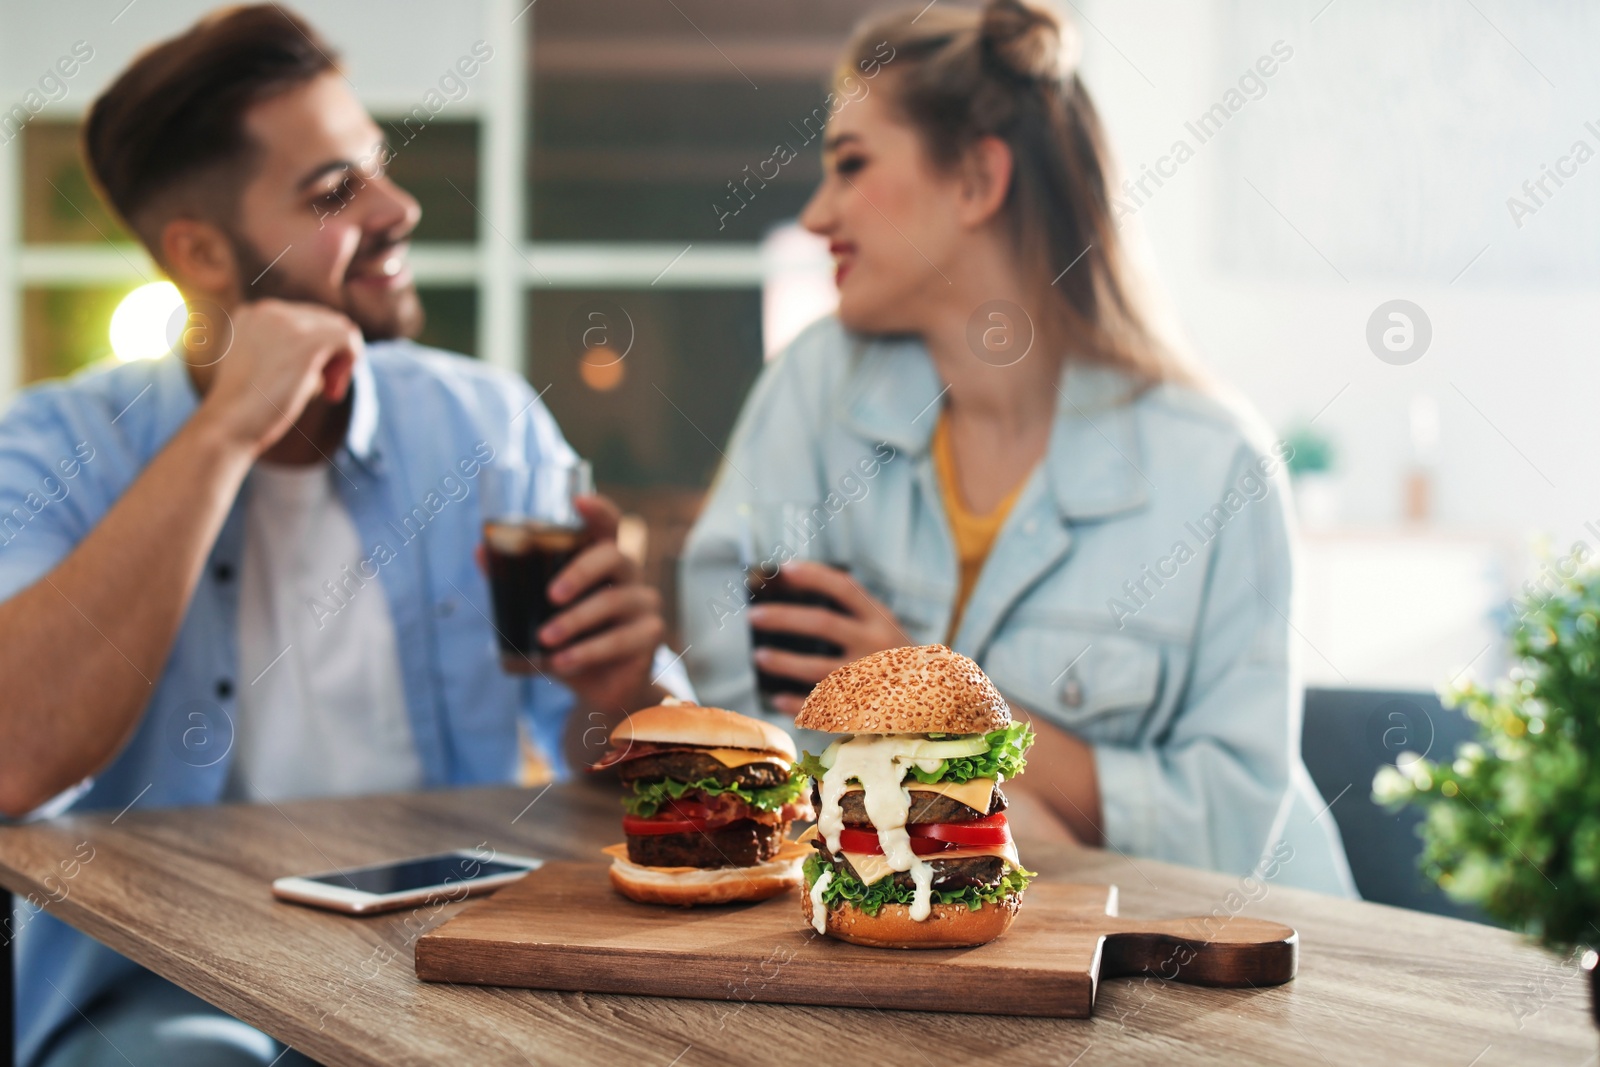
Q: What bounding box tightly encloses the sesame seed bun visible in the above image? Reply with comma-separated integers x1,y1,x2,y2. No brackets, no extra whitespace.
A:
795,645,1011,736
801,890,1022,948
614,703,797,760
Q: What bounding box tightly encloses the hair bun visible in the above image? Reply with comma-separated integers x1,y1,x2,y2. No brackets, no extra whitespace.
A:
981,0,1077,83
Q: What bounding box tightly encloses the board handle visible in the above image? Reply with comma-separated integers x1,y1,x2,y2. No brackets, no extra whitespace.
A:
1094,916,1298,987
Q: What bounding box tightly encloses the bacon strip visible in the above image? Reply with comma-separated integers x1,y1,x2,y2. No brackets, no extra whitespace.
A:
638,793,814,831
588,740,691,771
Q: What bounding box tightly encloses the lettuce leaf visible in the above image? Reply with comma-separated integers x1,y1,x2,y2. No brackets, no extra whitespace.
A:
803,853,1032,916
622,772,807,818
907,722,1034,784
795,751,829,781
795,722,1036,788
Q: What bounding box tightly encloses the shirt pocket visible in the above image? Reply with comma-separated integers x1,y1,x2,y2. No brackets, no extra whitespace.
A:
987,628,1164,745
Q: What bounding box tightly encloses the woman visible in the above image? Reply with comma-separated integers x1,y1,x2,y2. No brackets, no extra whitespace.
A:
680,0,1353,895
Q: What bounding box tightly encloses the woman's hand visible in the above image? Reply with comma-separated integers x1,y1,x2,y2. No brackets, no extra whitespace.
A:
746,560,912,716
1006,703,1104,846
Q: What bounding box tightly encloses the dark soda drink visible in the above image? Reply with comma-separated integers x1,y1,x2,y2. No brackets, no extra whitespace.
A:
484,520,584,667
747,567,849,697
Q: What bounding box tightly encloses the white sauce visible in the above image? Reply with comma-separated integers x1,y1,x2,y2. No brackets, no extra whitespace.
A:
909,861,934,920
817,734,936,921
809,868,833,934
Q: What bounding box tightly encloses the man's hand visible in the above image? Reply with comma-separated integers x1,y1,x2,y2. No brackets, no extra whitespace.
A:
0,301,360,815
746,560,913,717
196,298,363,456
513,494,666,711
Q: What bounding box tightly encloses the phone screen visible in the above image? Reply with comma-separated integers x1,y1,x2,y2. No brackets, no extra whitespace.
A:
306,854,527,895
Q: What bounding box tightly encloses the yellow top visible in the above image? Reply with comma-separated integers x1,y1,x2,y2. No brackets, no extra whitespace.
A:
931,412,1028,643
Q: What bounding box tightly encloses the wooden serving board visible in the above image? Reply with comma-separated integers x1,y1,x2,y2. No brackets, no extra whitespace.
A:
415,862,1297,1018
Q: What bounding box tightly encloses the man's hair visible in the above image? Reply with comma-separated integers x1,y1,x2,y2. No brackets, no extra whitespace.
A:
83,4,338,254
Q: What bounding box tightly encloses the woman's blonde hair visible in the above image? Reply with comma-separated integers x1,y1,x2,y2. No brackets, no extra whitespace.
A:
841,0,1194,385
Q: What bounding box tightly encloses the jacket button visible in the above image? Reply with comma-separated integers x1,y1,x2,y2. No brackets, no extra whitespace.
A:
214,562,234,583
1061,677,1083,707
216,678,234,699
436,600,455,618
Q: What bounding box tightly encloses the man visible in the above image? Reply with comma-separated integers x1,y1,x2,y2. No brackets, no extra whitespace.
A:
0,8,681,1065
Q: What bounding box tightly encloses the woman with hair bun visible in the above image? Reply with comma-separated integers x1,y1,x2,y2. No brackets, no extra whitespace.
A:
681,0,1354,895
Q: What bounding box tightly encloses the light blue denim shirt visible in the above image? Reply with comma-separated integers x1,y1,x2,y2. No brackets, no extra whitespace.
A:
0,342,639,1066
681,317,1355,898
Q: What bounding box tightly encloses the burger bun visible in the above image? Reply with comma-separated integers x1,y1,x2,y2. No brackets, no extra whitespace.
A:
602,841,807,906
614,703,796,760
801,890,1022,948
796,644,1010,736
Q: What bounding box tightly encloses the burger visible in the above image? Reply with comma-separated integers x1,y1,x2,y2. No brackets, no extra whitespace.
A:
795,645,1035,948
593,702,814,905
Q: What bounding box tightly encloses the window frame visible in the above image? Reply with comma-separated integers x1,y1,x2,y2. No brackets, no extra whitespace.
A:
0,0,770,404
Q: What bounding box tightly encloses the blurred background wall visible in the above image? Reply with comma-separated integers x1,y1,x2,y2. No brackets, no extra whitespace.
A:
3,0,1593,699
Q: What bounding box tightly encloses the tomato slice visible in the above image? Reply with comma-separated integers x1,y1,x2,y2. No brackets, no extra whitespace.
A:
621,813,706,836
909,812,1011,847
837,827,883,854
836,827,954,856
833,814,1011,852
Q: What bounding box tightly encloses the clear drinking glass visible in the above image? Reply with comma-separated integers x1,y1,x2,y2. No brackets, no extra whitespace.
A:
738,502,851,707
480,459,594,670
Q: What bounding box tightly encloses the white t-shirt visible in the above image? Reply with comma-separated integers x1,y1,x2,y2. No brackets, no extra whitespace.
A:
225,461,422,802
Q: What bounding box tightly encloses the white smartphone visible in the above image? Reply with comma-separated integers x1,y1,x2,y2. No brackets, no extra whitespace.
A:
272,849,543,915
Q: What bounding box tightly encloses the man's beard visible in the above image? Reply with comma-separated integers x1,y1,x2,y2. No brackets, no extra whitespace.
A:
227,229,425,342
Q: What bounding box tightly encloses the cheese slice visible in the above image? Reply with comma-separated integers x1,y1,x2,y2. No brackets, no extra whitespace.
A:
841,840,1021,887
842,776,996,812
701,747,791,769
840,850,897,887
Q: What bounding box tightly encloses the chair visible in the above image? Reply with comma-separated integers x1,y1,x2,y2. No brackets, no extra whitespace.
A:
1301,688,1491,923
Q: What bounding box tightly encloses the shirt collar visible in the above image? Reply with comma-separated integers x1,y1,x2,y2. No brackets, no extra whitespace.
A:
840,335,1148,521
145,346,383,469
343,348,381,467
1043,362,1149,520
839,334,945,455
141,354,201,464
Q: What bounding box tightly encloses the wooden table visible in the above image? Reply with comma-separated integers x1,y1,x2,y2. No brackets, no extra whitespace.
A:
1,783,1594,1066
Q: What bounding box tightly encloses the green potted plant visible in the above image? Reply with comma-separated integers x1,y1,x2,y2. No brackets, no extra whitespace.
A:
1282,423,1338,529
1283,424,1335,480
1376,558,1600,1023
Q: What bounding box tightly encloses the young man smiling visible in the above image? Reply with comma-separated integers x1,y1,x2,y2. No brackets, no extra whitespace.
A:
0,8,683,1065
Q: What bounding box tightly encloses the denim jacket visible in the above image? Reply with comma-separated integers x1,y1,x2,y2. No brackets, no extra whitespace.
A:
680,317,1355,896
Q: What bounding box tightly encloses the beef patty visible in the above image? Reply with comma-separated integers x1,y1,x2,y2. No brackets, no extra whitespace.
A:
811,782,1007,824
808,837,1007,891
627,819,784,868
617,750,791,791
